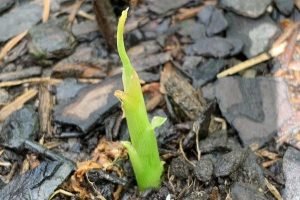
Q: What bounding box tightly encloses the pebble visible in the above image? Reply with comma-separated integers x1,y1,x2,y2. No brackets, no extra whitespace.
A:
231,182,267,200
197,5,228,36
0,0,15,14
28,19,77,59
220,0,272,18
169,157,191,180
199,130,228,153
283,147,300,200
0,89,10,105
194,158,214,182
226,12,280,58
185,37,242,58
274,0,294,16
149,0,189,14
0,3,42,42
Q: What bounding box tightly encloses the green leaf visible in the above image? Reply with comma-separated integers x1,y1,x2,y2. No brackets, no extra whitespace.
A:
151,116,167,130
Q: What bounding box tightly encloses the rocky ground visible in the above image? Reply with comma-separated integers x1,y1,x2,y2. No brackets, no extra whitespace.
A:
0,0,300,199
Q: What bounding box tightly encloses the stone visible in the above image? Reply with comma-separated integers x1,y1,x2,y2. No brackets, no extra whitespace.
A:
0,89,11,105
0,0,15,14
194,158,214,182
192,59,226,87
231,182,267,200
226,13,280,58
220,0,272,18
283,147,300,200
214,149,246,177
55,78,87,104
185,37,242,58
149,0,189,14
198,5,228,36
274,0,294,16
199,130,228,153
178,19,206,40
0,3,42,42
0,106,39,149
28,19,77,59
169,157,191,180
0,161,74,200
203,77,293,147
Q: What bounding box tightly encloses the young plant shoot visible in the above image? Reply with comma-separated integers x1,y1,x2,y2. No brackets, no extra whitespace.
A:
114,8,166,190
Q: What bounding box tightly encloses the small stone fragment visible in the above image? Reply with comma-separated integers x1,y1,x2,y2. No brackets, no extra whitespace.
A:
194,158,214,182
192,59,226,87
169,157,191,180
178,19,206,40
0,106,39,149
185,37,242,58
198,5,228,36
184,191,209,200
0,3,42,42
0,161,74,200
283,147,300,200
0,0,15,14
199,130,228,153
231,182,267,200
149,0,189,14
226,13,280,58
214,149,246,177
220,0,272,18
274,0,294,16
28,19,77,59
0,89,11,105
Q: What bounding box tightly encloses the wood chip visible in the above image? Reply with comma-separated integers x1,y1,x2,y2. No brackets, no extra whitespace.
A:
0,30,28,62
217,42,287,78
0,89,38,122
68,0,85,26
0,77,61,88
265,178,283,200
39,84,52,135
43,0,51,23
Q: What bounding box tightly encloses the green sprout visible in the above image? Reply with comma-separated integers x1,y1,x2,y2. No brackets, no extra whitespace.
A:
114,8,166,190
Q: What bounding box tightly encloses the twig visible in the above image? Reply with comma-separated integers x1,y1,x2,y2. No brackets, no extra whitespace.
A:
179,138,195,167
265,178,283,200
0,77,61,88
0,30,28,62
43,0,51,23
68,0,85,27
217,42,287,78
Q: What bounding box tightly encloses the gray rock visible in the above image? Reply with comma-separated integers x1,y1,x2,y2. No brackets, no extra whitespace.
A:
226,13,280,58
0,161,75,200
0,0,15,14
169,157,191,180
199,130,228,153
283,147,300,200
204,77,293,147
149,0,189,14
192,59,226,87
55,78,87,104
185,37,242,58
0,89,11,105
0,3,42,42
214,149,246,177
194,158,214,182
231,182,267,200
28,20,77,59
233,150,265,188
220,0,271,18
274,0,294,16
0,106,39,149
198,5,228,36
178,19,206,40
